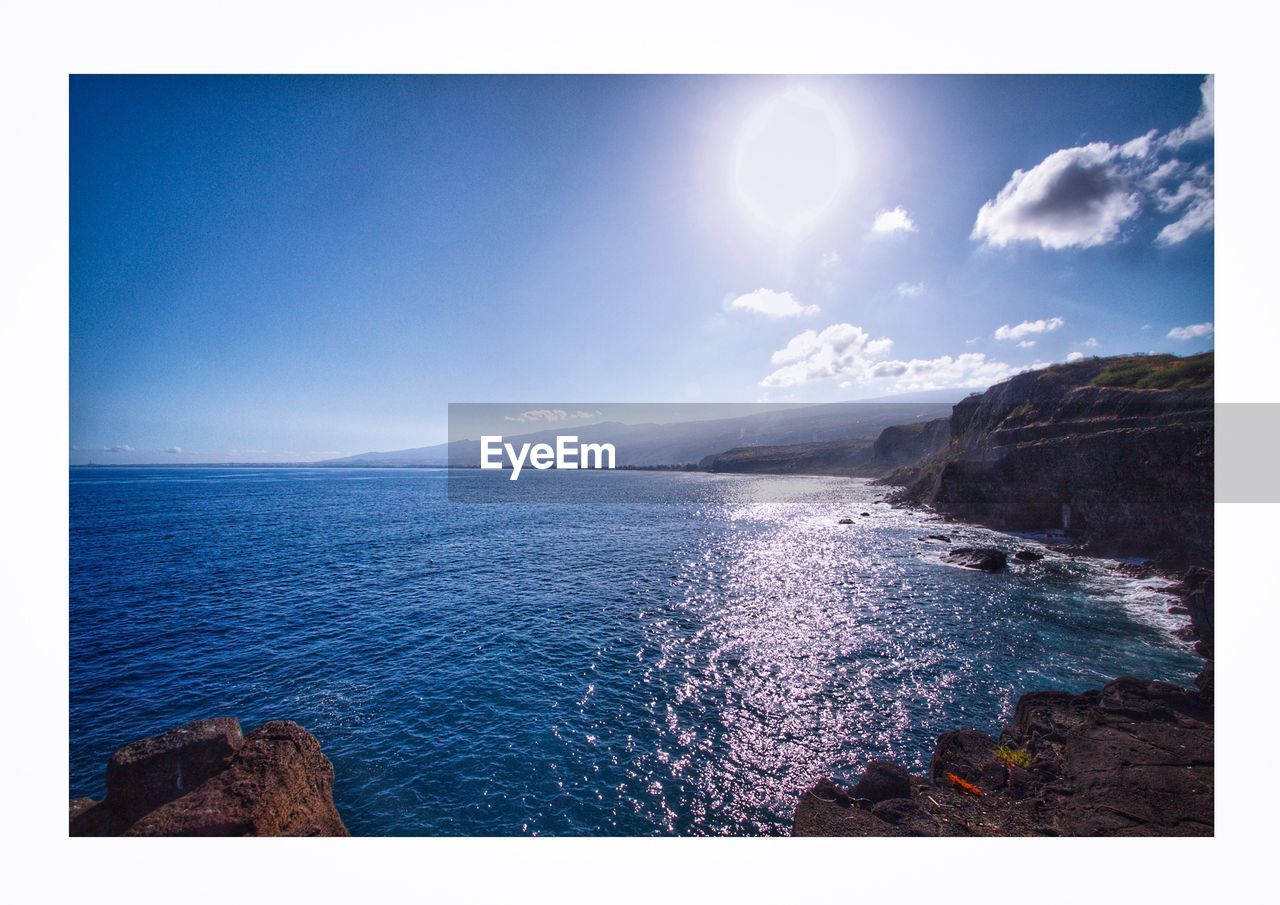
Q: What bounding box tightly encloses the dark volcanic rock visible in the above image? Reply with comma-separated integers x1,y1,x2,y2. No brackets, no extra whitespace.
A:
1012,678,1213,835
1179,567,1215,656
792,779,901,836
930,729,1005,789
850,761,912,803
919,534,951,543
944,547,1007,571
871,798,942,836
1195,661,1214,703
1013,548,1043,561
70,719,347,837
793,675,1212,836
838,517,855,525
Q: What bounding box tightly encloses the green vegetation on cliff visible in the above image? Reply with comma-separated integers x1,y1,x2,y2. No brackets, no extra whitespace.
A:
1091,351,1214,390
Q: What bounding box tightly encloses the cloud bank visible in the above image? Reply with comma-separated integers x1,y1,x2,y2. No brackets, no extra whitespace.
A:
504,409,602,423
759,322,1043,391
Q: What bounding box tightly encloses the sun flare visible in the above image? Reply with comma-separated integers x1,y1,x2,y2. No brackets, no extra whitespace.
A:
732,89,853,239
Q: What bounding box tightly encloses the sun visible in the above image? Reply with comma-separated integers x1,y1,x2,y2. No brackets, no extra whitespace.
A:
733,89,853,239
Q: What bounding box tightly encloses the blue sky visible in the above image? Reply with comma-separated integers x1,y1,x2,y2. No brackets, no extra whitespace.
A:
70,75,1213,463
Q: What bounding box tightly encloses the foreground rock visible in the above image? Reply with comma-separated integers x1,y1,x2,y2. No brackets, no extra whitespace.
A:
70,718,348,836
793,676,1212,836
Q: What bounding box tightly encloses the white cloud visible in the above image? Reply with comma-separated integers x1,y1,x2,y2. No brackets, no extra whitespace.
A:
762,323,893,386
1017,340,1036,348
895,282,925,298
820,250,840,269
973,77,1213,250
995,317,1065,341
759,321,1042,391
1066,351,1085,362
1154,165,1214,246
729,288,820,318
1162,75,1214,149
103,444,134,453
504,409,601,423
965,336,980,344
866,353,1045,391
163,446,182,454
972,143,1141,249
871,206,916,234
1167,322,1214,341
1082,337,1100,347
1119,129,1158,159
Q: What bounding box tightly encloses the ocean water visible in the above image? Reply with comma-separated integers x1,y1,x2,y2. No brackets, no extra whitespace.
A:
69,467,1202,835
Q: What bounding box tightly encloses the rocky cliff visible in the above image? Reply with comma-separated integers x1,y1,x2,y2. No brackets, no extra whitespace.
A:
792,673,1213,836
69,718,348,836
886,353,1213,568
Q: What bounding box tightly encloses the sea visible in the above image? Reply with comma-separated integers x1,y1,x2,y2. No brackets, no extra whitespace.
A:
69,467,1203,835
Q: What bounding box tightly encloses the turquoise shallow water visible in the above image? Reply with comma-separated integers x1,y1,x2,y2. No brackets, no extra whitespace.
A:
69,467,1201,835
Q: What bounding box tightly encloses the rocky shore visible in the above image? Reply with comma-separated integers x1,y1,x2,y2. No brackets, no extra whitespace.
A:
792,672,1213,836
70,718,348,836
883,353,1213,570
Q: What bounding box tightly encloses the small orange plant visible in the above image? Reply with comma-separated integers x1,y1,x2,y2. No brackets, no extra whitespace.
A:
946,772,983,796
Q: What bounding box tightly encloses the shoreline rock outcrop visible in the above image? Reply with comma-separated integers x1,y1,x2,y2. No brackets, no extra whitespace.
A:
70,718,348,837
792,675,1212,836
883,353,1213,570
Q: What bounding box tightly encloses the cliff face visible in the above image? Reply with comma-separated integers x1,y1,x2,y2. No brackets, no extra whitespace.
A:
891,354,1213,568
792,673,1213,836
69,718,348,836
868,417,950,471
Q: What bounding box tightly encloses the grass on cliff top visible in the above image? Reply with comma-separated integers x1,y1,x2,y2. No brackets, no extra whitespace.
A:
1085,351,1213,391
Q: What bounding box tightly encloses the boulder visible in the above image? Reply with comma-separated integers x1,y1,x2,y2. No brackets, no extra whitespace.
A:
70,719,347,837
838,518,855,525
849,761,912,804
944,547,1008,571
1013,549,1043,561
104,717,244,831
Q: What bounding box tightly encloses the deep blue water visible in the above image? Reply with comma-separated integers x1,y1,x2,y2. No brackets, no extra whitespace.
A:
70,467,1202,835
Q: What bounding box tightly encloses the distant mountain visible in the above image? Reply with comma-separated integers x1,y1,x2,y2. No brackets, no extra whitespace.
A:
318,402,955,468
854,388,976,403
704,417,951,477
